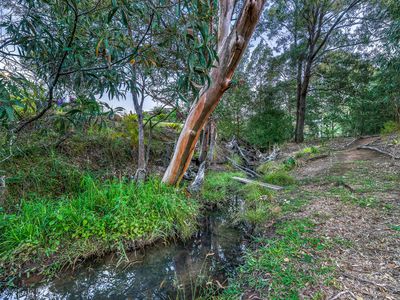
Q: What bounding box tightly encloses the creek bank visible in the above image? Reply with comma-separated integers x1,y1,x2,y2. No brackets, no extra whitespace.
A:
1,206,249,299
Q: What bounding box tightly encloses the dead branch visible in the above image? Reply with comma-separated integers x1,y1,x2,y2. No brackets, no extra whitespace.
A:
232,176,283,191
357,145,400,159
227,157,260,178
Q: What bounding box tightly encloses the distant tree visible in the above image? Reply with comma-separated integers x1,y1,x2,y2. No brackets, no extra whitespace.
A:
260,0,381,142
215,73,252,140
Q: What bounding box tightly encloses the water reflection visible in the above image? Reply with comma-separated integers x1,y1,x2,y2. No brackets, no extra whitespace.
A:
2,212,247,300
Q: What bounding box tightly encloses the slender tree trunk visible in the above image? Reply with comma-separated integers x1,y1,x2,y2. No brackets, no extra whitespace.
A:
207,119,217,162
198,122,211,163
295,64,312,143
131,68,146,182
162,0,266,185
295,31,314,144
294,58,303,142
132,89,146,170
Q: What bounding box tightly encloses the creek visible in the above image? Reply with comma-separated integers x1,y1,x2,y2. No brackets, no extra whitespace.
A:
2,207,248,300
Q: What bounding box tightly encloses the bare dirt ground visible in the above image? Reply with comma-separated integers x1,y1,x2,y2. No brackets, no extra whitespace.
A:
288,137,400,299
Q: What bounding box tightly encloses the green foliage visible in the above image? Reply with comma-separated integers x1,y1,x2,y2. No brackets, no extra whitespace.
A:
263,170,296,186
295,146,320,158
329,187,378,208
259,157,298,174
235,184,278,226
0,177,199,282
244,107,293,149
223,219,332,299
201,171,245,203
216,74,253,140
381,121,400,135
229,153,243,166
119,114,139,145
156,122,183,131
3,151,86,203
256,161,282,174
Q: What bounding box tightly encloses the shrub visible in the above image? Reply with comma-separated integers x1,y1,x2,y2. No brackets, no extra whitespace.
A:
243,108,293,149
295,146,319,158
381,121,400,135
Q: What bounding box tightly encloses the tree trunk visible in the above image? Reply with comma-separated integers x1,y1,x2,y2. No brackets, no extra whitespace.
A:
294,58,303,142
198,122,211,163
294,68,312,143
132,91,145,170
131,69,146,182
207,119,217,162
295,40,314,143
162,0,266,185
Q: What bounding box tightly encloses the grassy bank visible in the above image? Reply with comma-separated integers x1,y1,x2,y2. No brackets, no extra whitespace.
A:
0,177,199,287
222,219,333,299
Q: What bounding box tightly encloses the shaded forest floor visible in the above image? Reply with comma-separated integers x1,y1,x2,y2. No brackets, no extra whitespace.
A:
223,137,400,299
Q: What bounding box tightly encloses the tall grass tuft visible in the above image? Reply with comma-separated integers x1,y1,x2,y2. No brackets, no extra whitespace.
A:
0,176,199,281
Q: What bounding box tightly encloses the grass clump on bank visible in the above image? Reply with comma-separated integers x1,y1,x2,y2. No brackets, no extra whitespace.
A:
201,171,245,203
222,219,333,299
0,177,199,285
295,146,320,159
263,170,296,186
257,159,297,187
234,183,280,227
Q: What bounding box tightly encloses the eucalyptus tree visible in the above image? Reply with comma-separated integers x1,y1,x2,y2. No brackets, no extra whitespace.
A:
162,0,267,185
100,0,219,180
0,0,140,134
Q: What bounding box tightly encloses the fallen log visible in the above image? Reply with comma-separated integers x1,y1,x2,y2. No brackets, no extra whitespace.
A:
357,145,400,159
232,176,283,191
227,157,260,178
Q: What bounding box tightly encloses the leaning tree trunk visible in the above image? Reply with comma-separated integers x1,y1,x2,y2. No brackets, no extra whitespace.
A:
162,0,266,185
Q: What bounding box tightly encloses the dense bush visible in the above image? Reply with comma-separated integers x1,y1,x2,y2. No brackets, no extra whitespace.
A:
381,120,400,135
244,108,293,149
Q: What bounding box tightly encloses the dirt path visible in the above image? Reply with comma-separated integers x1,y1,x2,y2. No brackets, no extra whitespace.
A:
290,140,400,299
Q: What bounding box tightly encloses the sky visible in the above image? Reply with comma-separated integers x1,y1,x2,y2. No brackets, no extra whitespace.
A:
100,93,157,113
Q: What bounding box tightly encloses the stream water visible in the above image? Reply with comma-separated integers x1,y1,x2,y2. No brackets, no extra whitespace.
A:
1,210,247,300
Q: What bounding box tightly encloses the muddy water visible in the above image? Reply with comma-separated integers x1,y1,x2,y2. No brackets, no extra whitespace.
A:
2,211,247,300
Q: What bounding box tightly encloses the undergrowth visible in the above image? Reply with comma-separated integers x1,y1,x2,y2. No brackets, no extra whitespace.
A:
222,219,333,299
201,171,245,203
0,177,199,286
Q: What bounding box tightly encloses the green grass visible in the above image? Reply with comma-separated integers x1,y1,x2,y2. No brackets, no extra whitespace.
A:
0,176,199,285
328,186,378,208
222,219,332,299
263,170,296,186
234,183,278,226
3,151,86,204
201,171,245,203
295,146,320,159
